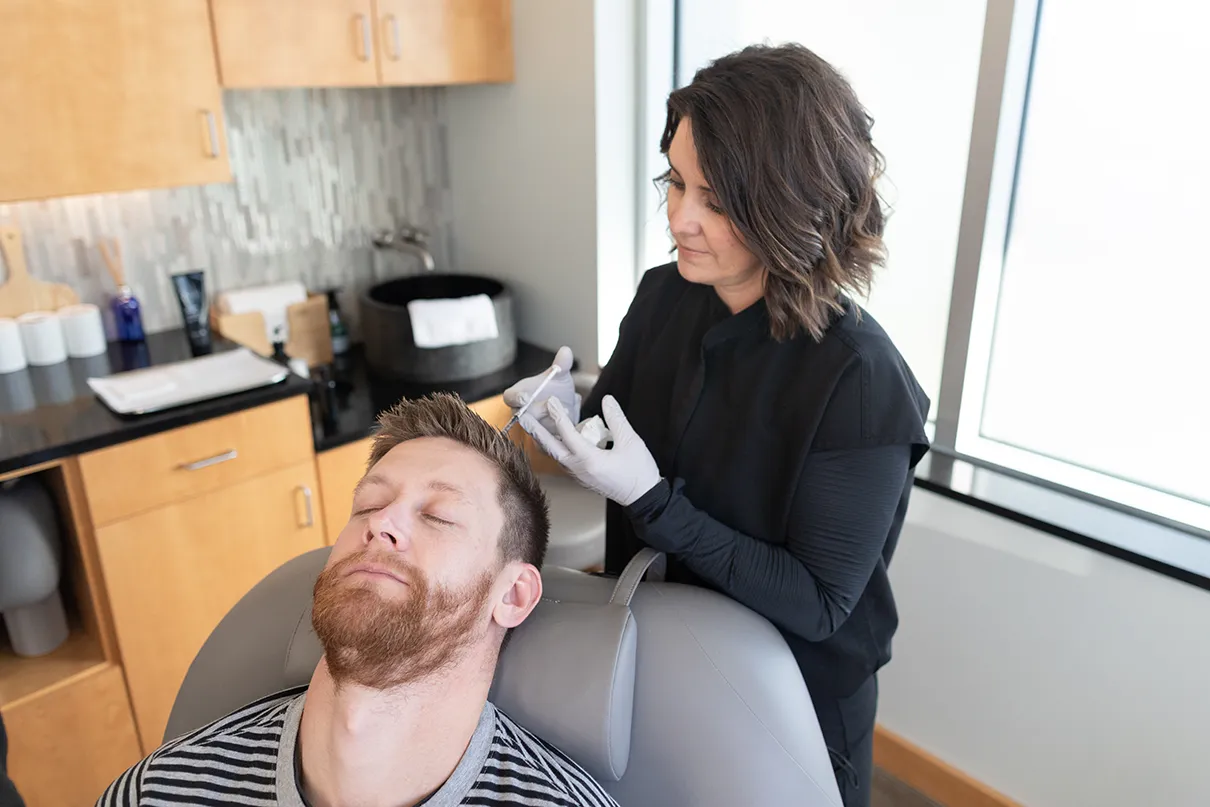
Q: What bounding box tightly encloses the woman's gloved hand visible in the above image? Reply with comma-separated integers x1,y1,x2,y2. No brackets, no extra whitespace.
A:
502,346,581,432
521,395,661,507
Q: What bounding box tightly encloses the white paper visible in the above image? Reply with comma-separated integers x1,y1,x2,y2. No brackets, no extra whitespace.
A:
407,295,499,349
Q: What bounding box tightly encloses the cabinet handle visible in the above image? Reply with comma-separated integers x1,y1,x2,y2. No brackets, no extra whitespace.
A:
176,449,237,471
203,110,220,158
385,14,401,60
298,485,315,528
356,13,372,61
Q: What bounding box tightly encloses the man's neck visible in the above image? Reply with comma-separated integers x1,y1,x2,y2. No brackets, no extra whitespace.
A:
297,658,492,807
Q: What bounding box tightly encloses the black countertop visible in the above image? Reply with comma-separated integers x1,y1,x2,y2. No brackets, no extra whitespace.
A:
0,331,313,476
0,329,557,476
311,341,558,452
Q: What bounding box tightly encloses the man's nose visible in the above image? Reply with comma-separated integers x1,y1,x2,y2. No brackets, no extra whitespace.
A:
364,511,410,550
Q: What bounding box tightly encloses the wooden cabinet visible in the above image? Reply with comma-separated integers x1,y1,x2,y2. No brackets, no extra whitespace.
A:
376,0,513,86
0,0,229,203
210,0,513,89
209,0,380,88
3,666,141,807
316,436,374,544
95,459,324,748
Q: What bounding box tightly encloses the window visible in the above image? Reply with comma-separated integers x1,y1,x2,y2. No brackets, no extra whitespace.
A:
644,0,1209,533
948,0,1210,531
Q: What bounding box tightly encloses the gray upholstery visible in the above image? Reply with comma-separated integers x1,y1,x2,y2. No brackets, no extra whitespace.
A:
539,472,605,571
166,548,843,806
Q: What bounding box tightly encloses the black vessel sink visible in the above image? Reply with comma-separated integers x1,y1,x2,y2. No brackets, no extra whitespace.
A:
360,274,517,384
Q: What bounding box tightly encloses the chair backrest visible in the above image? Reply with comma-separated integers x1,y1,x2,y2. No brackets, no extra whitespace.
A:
166,548,842,807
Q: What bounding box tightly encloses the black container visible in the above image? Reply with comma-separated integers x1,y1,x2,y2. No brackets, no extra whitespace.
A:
360,274,517,383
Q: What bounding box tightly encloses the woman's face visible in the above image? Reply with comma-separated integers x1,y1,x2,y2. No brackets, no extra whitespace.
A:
665,118,764,307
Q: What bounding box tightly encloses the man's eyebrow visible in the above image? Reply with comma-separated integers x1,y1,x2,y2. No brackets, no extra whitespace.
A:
354,472,391,496
427,480,472,504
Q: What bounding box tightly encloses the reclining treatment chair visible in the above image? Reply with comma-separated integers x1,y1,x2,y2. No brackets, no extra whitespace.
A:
166,548,843,806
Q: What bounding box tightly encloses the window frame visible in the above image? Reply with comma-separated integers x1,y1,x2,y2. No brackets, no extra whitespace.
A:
635,0,678,284
938,0,1210,533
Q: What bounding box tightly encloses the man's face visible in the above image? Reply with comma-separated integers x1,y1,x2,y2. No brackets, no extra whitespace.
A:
312,436,510,689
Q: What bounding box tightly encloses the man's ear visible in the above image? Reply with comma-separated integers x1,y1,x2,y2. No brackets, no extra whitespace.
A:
492,563,543,630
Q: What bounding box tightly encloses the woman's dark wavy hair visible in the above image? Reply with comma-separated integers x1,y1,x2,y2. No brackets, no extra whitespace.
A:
660,43,887,341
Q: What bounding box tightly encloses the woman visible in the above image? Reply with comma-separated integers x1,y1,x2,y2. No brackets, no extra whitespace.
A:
505,43,929,807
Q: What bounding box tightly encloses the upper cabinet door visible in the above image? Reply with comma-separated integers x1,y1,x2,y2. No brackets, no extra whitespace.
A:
0,0,230,203
376,0,513,86
210,0,380,88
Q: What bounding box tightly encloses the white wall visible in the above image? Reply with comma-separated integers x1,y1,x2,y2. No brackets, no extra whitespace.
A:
446,0,600,366
446,0,639,370
884,489,1210,807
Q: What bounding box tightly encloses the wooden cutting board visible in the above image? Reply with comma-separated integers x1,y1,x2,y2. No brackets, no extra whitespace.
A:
0,225,79,318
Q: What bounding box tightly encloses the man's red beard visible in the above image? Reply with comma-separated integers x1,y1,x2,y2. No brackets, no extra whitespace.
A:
311,549,495,690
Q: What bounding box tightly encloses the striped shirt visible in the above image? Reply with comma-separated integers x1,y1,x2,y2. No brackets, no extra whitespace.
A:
97,687,617,806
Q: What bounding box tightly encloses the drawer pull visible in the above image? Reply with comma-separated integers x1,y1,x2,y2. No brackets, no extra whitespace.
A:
356,13,372,61
298,485,315,528
386,14,401,60
203,110,220,158
176,449,238,471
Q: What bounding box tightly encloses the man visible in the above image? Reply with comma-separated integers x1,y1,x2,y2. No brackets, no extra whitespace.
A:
97,393,617,807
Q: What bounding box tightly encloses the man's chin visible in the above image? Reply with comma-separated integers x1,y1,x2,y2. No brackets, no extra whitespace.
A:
312,562,496,689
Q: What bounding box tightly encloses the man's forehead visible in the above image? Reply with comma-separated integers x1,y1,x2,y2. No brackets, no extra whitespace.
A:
355,471,473,501
360,438,498,497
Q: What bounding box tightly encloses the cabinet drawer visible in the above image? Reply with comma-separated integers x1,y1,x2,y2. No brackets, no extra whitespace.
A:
79,396,313,525
3,665,141,807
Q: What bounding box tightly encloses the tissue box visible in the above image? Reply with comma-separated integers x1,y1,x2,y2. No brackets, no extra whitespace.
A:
211,292,333,367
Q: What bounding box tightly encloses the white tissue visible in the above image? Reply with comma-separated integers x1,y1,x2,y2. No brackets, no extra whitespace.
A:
407,295,499,348
216,282,308,344
577,415,612,448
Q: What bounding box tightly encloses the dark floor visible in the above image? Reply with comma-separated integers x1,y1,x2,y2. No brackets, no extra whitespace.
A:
872,767,944,807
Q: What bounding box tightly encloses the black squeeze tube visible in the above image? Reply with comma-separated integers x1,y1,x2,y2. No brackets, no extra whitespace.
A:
170,270,212,356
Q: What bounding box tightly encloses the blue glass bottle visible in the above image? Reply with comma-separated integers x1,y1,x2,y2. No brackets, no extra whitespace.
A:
111,285,145,342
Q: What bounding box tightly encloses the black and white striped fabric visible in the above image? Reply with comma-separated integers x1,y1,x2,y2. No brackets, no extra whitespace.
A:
96,687,617,806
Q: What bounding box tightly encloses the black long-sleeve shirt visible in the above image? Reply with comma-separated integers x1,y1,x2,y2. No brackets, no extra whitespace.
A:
584,264,930,698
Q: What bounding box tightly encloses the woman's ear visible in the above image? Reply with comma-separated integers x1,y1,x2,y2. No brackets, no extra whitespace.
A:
492,563,543,630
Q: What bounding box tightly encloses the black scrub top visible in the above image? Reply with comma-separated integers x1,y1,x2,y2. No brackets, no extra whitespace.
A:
584,264,930,699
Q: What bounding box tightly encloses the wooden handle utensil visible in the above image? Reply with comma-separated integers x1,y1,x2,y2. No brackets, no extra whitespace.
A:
0,225,79,317
98,238,126,288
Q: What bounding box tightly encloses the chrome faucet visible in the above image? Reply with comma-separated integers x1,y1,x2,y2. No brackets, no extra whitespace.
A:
372,225,436,273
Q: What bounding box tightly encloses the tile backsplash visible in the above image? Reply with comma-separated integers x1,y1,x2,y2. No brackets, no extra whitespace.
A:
0,87,452,337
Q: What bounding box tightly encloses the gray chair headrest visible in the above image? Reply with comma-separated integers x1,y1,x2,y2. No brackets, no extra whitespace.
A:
487,548,664,781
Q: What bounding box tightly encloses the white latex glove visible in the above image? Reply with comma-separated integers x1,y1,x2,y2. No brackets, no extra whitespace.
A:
502,346,581,432
521,395,662,507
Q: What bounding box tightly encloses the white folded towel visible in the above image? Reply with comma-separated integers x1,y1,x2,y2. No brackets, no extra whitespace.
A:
407,295,499,348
